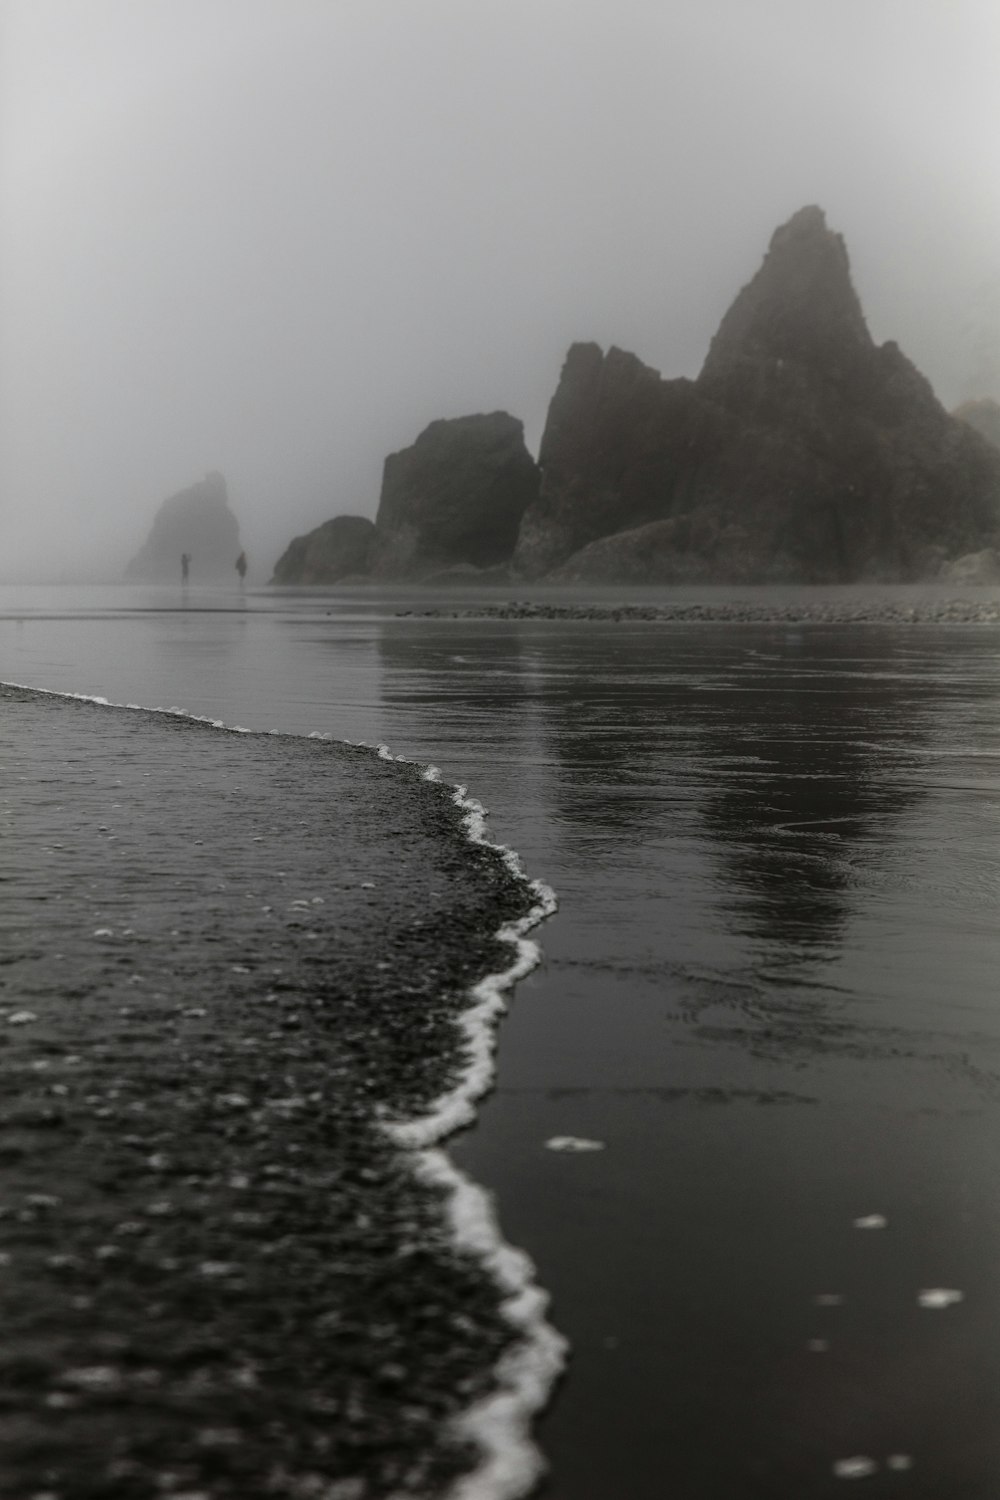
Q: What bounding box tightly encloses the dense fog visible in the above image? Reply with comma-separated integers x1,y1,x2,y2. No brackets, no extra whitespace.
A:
2,0,999,581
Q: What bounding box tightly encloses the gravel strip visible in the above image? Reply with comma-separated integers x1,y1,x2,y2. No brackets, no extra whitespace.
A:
398,597,1000,625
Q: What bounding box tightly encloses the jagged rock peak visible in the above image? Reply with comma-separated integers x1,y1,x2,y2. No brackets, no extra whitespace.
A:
513,206,1000,585
700,204,872,382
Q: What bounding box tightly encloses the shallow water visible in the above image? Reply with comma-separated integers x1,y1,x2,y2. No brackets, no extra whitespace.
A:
5,582,1000,1496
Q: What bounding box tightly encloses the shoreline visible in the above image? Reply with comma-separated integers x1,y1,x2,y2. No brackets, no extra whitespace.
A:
0,684,563,1500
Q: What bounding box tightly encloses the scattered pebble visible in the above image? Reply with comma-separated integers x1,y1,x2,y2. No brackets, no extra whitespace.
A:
917,1288,964,1309
198,1261,239,1279
887,1454,914,1472
196,1428,241,1447
807,1338,830,1353
814,1293,845,1306
61,1365,122,1392
545,1136,606,1152
853,1214,888,1230
8,1010,38,1025
325,1480,365,1500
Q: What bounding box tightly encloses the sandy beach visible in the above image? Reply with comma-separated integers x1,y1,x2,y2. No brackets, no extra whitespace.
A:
7,590,1000,1496
0,685,547,1499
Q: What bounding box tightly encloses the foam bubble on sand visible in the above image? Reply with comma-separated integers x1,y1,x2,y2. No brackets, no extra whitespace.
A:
833,1456,878,1479
545,1136,606,1152
917,1287,964,1309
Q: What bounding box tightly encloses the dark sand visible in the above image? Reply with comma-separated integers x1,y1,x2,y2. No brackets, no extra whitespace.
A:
0,685,536,1499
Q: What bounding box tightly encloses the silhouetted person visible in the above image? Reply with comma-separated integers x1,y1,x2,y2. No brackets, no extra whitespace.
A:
181,552,191,583
235,551,247,584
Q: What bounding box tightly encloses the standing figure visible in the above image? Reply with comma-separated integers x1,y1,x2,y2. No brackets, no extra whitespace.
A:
235,551,247,585
181,552,191,583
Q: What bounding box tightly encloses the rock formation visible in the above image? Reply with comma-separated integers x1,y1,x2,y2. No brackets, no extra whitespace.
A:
368,412,539,579
954,398,1000,451
125,472,242,582
270,515,376,585
516,206,1000,582
938,547,1000,585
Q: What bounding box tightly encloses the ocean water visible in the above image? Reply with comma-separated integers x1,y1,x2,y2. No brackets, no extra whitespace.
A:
5,581,1000,1497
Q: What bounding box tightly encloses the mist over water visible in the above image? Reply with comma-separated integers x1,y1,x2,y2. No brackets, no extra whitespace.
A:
3,1,1000,582
5,582,1000,1492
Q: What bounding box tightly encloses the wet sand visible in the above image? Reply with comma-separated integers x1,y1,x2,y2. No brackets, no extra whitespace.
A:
0,685,539,1499
7,594,1000,1496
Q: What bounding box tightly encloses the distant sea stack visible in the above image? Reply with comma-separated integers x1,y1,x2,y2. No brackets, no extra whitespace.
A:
125,472,242,582
515,206,1000,583
368,412,539,579
270,516,375,585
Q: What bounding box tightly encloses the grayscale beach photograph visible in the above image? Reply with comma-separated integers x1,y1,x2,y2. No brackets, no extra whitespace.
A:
2,2,1000,1496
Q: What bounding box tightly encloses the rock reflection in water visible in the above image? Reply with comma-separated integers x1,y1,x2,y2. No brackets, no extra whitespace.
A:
377,616,1000,1500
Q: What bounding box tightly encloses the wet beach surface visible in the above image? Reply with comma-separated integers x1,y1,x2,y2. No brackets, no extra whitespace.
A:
0,684,536,1500
6,585,1000,1496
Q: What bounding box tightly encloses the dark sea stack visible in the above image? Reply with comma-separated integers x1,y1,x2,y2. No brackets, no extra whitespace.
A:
512,343,696,580
515,206,1000,583
698,204,872,390
270,514,375,584
369,412,540,579
125,471,242,581
954,398,1000,450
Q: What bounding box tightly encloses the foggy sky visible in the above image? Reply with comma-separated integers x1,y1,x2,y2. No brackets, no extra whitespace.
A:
2,0,999,581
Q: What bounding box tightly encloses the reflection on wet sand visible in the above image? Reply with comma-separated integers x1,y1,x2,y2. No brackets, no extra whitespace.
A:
691,640,927,955
377,618,1000,1499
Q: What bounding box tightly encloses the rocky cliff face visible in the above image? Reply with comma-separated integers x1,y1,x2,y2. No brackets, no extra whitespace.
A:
270,515,375,585
515,207,1000,582
954,398,1000,451
125,472,242,582
369,412,539,579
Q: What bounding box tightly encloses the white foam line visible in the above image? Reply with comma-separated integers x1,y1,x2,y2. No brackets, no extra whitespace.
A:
371,742,567,1500
5,684,568,1499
